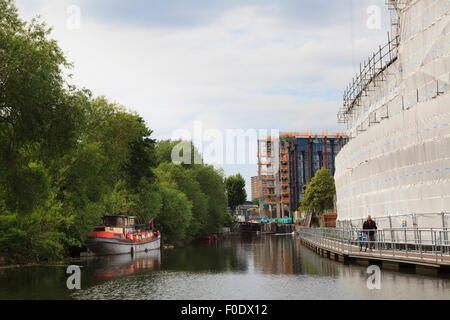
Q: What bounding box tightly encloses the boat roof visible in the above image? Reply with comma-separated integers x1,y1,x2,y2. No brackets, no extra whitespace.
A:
104,215,137,219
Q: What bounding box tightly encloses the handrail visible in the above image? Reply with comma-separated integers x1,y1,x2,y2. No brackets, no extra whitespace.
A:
298,227,450,264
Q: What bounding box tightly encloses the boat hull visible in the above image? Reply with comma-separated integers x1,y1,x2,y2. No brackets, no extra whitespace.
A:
87,236,161,256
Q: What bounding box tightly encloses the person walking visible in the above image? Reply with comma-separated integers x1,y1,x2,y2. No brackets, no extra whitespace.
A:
363,216,377,251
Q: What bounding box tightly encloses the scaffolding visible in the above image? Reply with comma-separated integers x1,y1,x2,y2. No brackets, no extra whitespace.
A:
258,132,349,219
338,33,399,125
257,137,277,215
280,131,346,138
335,0,450,227
385,0,408,50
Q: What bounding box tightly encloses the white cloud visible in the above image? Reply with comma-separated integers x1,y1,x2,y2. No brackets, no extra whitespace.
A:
15,0,391,198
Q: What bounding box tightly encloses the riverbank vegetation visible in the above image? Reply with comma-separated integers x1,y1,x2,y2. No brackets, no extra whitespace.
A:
224,174,247,212
299,168,336,218
0,0,229,265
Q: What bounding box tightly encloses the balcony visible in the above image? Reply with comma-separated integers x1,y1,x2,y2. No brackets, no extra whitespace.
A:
260,153,273,158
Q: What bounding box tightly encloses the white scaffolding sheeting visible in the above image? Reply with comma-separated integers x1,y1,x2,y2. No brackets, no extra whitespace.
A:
336,0,450,228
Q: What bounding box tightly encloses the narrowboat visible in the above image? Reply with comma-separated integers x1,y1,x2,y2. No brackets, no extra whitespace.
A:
87,215,161,256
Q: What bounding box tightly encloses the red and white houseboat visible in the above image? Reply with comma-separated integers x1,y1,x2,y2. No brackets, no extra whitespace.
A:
87,215,161,256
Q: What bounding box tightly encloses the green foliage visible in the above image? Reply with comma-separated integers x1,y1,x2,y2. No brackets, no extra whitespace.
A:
154,162,208,240
0,189,75,264
123,130,156,191
154,185,193,243
155,139,202,168
223,212,234,228
0,0,230,263
225,174,247,212
2,161,51,214
152,159,228,242
194,165,228,234
300,168,336,215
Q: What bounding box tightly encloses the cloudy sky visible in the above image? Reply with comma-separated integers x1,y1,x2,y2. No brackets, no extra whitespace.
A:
16,0,391,199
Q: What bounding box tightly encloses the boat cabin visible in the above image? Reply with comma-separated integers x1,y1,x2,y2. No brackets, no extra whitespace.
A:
94,215,137,235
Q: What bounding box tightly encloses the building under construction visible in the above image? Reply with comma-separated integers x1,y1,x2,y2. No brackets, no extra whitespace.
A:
257,132,348,218
335,0,450,230
251,176,260,202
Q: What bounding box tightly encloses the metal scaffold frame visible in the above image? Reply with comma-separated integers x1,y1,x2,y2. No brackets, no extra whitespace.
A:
338,1,411,126
257,137,278,214
335,0,450,222
338,33,399,125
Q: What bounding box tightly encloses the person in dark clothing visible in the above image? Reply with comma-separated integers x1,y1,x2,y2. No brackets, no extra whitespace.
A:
363,216,377,250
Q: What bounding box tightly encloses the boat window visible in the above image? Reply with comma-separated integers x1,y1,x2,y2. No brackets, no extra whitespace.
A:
104,216,123,227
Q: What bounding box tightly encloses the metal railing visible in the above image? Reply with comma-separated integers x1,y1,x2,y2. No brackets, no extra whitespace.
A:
298,227,450,265
337,213,450,231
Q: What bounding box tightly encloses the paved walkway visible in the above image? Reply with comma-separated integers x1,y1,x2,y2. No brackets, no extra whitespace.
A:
299,236,450,267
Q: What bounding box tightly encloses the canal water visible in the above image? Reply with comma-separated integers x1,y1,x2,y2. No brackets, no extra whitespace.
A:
0,234,449,300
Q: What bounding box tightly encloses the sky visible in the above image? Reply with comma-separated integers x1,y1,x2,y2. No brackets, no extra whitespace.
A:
15,0,391,199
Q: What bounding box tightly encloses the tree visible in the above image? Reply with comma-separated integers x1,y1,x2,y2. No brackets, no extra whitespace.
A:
225,174,247,212
155,139,202,168
194,165,227,233
122,118,157,191
0,0,85,214
154,185,193,244
0,0,232,262
300,168,336,215
154,162,209,240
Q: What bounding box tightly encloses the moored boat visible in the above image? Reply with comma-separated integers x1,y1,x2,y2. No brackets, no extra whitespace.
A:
87,215,161,256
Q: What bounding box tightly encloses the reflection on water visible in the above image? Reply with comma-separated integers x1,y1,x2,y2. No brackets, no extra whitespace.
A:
86,251,161,280
160,238,248,273
0,234,449,300
0,265,71,300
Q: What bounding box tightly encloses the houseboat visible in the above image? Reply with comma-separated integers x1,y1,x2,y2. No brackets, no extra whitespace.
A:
87,215,161,256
